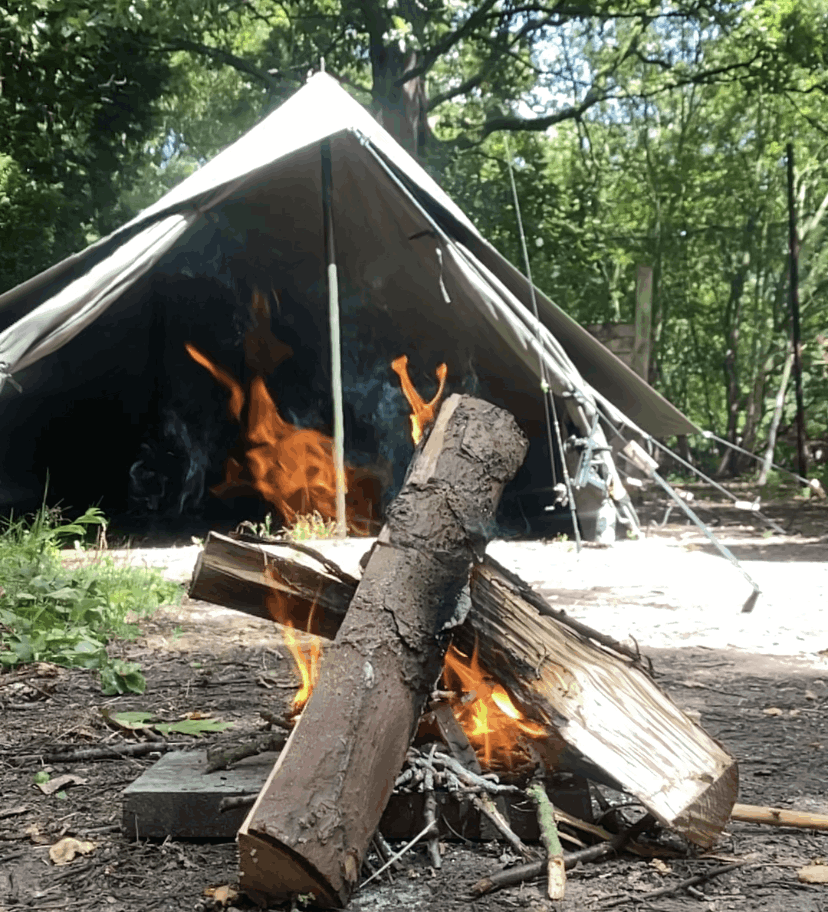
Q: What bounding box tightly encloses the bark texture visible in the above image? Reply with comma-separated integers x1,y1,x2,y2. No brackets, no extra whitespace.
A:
237,394,527,907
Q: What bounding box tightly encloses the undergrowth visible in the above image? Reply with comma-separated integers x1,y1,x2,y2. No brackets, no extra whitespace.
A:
0,505,181,694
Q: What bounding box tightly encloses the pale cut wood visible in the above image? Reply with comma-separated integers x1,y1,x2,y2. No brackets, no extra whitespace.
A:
237,394,528,907
456,559,738,848
188,534,354,639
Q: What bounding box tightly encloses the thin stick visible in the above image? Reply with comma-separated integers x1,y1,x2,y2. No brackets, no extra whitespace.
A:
25,742,187,763
424,789,441,869
358,821,436,889
370,835,396,882
604,861,742,907
470,813,655,898
422,757,441,869
732,803,828,830
218,794,257,813
526,781,565,900
472,794,537,862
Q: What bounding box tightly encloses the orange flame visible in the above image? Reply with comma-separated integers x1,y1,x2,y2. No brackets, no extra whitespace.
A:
442,643,545,769
185,342,245,422
185,343,378,533
391,355,448,444
282,623,322,715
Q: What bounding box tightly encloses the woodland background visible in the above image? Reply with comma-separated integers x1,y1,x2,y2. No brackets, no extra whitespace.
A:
2,0,828,480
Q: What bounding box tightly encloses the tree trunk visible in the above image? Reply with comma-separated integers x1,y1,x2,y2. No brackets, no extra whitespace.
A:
757,345,794,486
237,394,528,907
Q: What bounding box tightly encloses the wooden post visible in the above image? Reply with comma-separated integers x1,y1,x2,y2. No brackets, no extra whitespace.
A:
237,395,528,907
786,143,808,482
321,138,347,537
632,265,653,383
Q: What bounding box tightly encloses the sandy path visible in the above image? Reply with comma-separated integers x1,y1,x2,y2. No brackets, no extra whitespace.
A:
112,529,828,662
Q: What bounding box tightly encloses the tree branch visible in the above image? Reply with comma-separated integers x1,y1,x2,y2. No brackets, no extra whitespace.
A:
155,37,283,93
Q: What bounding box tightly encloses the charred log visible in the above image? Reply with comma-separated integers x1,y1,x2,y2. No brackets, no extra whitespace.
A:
237,394,528,907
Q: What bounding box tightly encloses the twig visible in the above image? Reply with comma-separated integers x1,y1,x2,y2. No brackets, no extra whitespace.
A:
218,794,257,813
205,730,287,773
526,781,565,900
24,741,188,763
421,750,442,869
470,814,655,898
428,752,519,794
732,802,828,830
604,862,742,907
472,794,537,862
371,834,398,880
424,785,441,869
358,821,437,889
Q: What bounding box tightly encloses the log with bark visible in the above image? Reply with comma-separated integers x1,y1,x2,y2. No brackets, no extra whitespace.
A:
192,542,738,853
237,394,528,907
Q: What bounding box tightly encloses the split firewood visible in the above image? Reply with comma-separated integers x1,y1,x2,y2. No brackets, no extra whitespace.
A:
731,803,828,830
193,532,738,849
237,395,528,908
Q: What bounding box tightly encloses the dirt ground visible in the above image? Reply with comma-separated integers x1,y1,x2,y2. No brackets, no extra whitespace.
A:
2,490,828,912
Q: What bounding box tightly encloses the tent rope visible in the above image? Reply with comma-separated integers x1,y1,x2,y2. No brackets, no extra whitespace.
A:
591,403,762,611
504,135,581,549
647,436,786,535
701,430,821,492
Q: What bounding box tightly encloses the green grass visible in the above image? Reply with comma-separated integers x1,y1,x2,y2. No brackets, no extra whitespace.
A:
0,504,181,694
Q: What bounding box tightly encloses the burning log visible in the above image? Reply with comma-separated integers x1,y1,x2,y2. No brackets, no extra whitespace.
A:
237,394,528,907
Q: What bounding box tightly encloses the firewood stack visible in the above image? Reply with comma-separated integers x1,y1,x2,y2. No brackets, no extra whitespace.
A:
188,394,739,908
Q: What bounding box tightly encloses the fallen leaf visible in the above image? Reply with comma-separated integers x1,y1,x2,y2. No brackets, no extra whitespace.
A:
100,709,155,730
650,858,672,874
763,707,784,716
154,718,233,737
798,864,828,884
25,823,51,845
37,774,87,796
49,836,97,865
204,884,240,907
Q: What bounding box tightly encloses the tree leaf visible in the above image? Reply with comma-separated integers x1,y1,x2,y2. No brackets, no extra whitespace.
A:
154,718,233,737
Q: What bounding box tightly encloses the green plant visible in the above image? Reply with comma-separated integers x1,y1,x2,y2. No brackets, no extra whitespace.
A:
283,512,341,542
0,504,180,693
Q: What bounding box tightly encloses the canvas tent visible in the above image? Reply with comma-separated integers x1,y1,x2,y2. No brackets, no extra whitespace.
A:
0,72,697,537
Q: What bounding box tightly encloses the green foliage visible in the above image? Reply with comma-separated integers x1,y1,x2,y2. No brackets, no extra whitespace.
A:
104,709,233,736
4,0,828,474
0,505,180,693
283,512,341,541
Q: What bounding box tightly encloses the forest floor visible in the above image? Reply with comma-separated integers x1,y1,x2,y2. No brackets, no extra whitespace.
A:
1,485,827,912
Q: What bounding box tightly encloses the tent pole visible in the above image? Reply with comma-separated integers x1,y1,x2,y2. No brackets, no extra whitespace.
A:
321,139,347,538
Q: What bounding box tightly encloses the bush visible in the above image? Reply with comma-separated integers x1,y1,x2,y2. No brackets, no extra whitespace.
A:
0,505,181,693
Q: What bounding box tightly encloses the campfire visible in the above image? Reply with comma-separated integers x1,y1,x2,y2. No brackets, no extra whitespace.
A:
180,392,738,908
